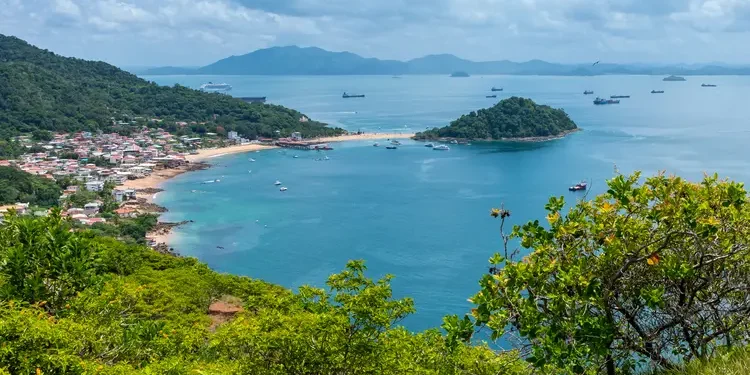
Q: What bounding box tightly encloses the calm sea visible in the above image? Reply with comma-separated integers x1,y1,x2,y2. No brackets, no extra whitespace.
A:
145,74,750,333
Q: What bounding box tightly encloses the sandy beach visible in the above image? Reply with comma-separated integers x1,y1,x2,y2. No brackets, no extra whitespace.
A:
185,133,414,162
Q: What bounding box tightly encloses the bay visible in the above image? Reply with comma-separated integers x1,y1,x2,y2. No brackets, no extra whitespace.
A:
146,74,750,332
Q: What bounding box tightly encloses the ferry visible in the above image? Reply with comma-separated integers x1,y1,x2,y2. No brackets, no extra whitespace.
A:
343,92,366,98
701,83,717,87
200,82,232,92
594,97,620,105
651,90,665,94
610,95,630,99
584,90,594,95
491,87,503,92
569,181,588,191
433,145,450,151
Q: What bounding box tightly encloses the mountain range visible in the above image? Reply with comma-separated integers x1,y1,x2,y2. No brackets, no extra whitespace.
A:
138,46,750,76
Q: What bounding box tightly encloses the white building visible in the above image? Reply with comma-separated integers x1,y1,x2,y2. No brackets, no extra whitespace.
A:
85,181,104,192
228,131,239,140
291,132,303,141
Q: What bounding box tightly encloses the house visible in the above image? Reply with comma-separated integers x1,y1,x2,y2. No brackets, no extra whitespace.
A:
228,131,239,140
112,189,136,203
290,132,303,141
113,207,138,218
83,202,101,216
85,181,105,192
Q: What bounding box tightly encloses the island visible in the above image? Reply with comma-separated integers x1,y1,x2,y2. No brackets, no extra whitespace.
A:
414,96,578,141
663,75,686,81
450,71,470,77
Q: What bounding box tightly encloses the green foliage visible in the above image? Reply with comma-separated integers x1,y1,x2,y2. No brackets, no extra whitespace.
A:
660,348,750,375
0,35,345,143
0,166,61,207
415,97,577,140
456,172,750,374
0,214,527,374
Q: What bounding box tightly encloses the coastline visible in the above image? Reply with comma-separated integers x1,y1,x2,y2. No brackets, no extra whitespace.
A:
137,132,415,248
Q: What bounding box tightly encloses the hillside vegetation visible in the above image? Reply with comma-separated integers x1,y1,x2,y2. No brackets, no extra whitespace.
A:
0,166,61,207
415,97,578,140
0,35,344,141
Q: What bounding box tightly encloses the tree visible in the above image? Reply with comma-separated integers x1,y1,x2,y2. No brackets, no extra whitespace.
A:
451,172,750,374
0,166,62,207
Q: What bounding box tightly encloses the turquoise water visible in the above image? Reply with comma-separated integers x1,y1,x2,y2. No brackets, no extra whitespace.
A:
147,74,750,332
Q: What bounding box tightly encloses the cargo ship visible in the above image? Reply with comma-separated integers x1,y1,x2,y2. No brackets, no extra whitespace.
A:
651,90,664,94
701,84,717,87
343,92,365,98
594,97,620,105
610,95,630,99
491,87,503,91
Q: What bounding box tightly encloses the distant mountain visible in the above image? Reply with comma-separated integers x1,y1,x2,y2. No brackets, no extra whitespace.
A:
140,46,750,76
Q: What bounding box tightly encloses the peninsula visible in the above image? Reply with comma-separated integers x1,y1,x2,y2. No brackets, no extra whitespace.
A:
414,96,578,141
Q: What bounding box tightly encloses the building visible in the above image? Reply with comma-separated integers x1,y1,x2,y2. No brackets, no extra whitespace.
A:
227,131,239,140
85,181,105,192
291,132,303,141
83,202,101,216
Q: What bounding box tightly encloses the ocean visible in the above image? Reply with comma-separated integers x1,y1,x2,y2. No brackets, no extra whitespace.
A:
145,74,750,333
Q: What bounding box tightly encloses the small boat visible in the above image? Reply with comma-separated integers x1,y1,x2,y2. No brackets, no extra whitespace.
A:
701,83,717,87
324,156,330,160
450,140,458,144
293,155,299,158
274,180,282,186
651,90,665,94
343,92,366,98
191,190,197,193
584,90,594,95
486,95,497,98
491,87,503,92
569,181,588,191
373,143,380,147
391,140,401,145
386,146,397,150
424,143,434,148
433,145,450,151
279,187,288,192
610,95,630,99
248,170,252,173
215,179,221,183
249,158,256,162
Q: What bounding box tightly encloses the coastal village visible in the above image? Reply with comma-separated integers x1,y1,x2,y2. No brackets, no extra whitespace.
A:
0,125,411,249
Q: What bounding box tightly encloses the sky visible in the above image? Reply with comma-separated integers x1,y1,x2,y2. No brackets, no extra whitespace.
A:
2,0,750,67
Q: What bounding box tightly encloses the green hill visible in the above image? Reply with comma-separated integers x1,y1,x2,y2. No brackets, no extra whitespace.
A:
0,166,61,207
415,97,578,140
0,35,344,141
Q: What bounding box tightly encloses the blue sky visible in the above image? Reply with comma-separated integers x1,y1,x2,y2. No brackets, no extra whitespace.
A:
2,0,750,67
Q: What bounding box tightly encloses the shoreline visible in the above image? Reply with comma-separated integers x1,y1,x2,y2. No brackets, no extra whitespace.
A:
414,128,581,143
138,132,415,248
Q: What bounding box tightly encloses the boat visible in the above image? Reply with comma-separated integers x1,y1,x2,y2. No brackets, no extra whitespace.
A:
249,158,256,162
324,156,330,160
651,90,665,94
584,90,594,95
390,140,401,145
491,87,503,92
610,95,630,99
569,181,588,191
663,75,686,82
433,145,450,151
279,187,288,192
486,95,497,98
594,97,620,105
274,180,282,186
248,170,252,173
200,82,232,92
386,146,398,150
424,143,434,147
342,92,365,98
293,155,299,158
450,140,458,144
373,143,380,147
701,83,717,87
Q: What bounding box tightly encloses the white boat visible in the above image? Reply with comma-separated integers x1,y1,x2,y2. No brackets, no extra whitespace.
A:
391,140,402,146
450,140,458,144
274,180,282,186
324,156,330,160
279,187,288,192
373,143,380,147
433,145,450,151
200,82,232,91
293,155,299,158
248,170,252,173
424,143,434,148
249,158,256,162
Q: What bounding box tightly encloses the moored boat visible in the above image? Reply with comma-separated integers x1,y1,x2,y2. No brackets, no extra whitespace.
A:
433,145,450,151
424,143,434,148
386,146,397,150
569,181,588,191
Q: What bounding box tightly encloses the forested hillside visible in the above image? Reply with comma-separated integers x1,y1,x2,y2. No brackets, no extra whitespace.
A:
0,166,61,207
0,35,344,141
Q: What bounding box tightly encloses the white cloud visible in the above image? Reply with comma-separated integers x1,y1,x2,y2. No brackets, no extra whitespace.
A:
54,0,81,18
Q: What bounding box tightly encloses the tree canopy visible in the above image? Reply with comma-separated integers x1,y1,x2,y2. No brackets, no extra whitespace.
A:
0,35,345,142
449,172,750,374
415,97,578,140
0,166,61,207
